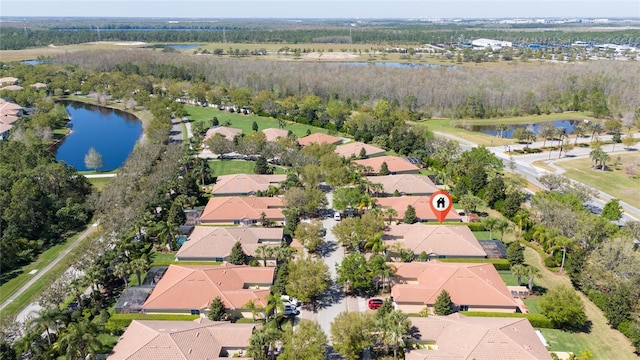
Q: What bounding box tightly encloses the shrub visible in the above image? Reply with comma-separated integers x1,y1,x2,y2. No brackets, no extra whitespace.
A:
544,256,558,268
465,222,486,231
460,311,555,328
106,313,199,334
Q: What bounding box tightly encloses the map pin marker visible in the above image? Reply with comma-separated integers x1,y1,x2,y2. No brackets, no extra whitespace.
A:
429,190,453,224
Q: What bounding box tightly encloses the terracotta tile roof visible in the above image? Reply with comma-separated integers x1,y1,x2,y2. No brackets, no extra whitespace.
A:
107,319,256,360
335,141,386,158
0,99,24,116
366,174,438,195
384,224,487,257
142,264,274,312
0,77,18,84
29,82,48,89
406,314,552,360
390,262,519,309
0,85,23,91
200,196,285,224
262,128,289,142
211,174,286,196
373,196,461,222
297,132,342,146
353,156,419,174
204,126,242,141
176,226,283,260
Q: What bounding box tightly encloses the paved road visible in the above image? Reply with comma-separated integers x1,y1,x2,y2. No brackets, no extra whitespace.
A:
435,131,640,221
0,223,99,313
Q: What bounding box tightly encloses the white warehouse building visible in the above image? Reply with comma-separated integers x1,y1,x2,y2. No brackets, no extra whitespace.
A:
472,38,513,50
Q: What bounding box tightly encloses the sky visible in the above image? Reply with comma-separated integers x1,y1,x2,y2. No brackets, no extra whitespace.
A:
1,0,639,19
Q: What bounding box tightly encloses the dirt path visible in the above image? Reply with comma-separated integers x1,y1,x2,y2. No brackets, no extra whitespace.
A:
524,247,637,359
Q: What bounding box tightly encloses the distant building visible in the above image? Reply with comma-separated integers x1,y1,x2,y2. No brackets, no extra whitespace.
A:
261,128,289,142
472,38,513,50
353,156,420,175
297,132,342,146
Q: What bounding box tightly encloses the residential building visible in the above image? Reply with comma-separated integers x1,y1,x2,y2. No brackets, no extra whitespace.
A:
390,261,520,314
0,99,24,141
335,141,385,158
262,127,289,142
384,224,487,258
297,132,342,146
176,226,283,263
406,314,552,360
29,82,48,90
0,85,24,91
141,264,274,318
373,196,461,222
0,77,19,85
199,196,285,225
353,156,420,175
211,174,286,196
366,174,438,196
204,126,243,141
107,318,256,359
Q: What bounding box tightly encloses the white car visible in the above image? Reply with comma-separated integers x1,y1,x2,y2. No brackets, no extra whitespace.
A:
276,303,300,317
333,212,342,221
281,295,301,307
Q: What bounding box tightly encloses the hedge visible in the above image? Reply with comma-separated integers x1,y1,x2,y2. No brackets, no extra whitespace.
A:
460,311,554,329
439,257,511,271
106,313,200,334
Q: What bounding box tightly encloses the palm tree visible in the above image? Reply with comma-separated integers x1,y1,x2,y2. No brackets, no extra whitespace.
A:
129,257,149,286
384,207,398,225
53,319,102,360
156,220,178,250
573,122,587,145
243,299,264,321
27,308,67,346
538,124,556,148
481,217,499,240
510,264,528,286
551,236,576,272
112,262,130,288
264,292,285,321
365,233,386,254
255,245,269,267
526,266,541,293
390,242,405,262
495,219,510,240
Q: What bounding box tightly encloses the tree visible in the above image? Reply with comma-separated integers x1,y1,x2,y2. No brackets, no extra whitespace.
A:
255,244,275,267
112,262,130,288
208,296,227,321
336,252,374,295
286,256,331,311
294,221,324,254
279,320,327,360
458,192,484,215
331,311,374,360
481,217,499,240
53,319,102,360
247,322,282,360
403,205,418,224
379,161,390,175
621,134,638,150
129,257,148,286
84,146,103,172
434,290,453,315
506,241,525,266
384,207,398,225
243,299,264,321
26,308,66,346
510,264,527,286
601,198,623,221
229,241,248,265
252,120,259,132
373,307,411,359
526,266,540,293
358,146,367,159
539,285,587,330
254,156,273,174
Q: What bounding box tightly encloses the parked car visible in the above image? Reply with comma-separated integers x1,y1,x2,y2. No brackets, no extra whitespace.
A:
278,304,300,317
281,295,301,307
333,212,342,221
368,298,384,310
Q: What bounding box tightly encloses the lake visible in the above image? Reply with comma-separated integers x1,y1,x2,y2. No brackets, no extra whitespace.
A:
465,120,580,138
167,44,201,50
55,101,142,171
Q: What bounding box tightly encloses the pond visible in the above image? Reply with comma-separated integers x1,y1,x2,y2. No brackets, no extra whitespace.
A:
464,120,581,138
167,44,202,50
55,101,142,171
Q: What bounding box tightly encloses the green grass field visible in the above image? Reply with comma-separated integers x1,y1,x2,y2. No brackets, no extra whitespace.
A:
185,105,332,138
523,297,543,314
555,153,640,211
209,159,286,176
498,270,519,286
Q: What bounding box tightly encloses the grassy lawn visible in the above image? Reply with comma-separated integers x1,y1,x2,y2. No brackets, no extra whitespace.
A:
150,251,222,267
554,153,640,211
185,105,332,138
0,231,81,305
523,296,543,314
498,270,519,286
87,177,114,191
524,247,637,359
410,112,594,147
209,159,286,176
